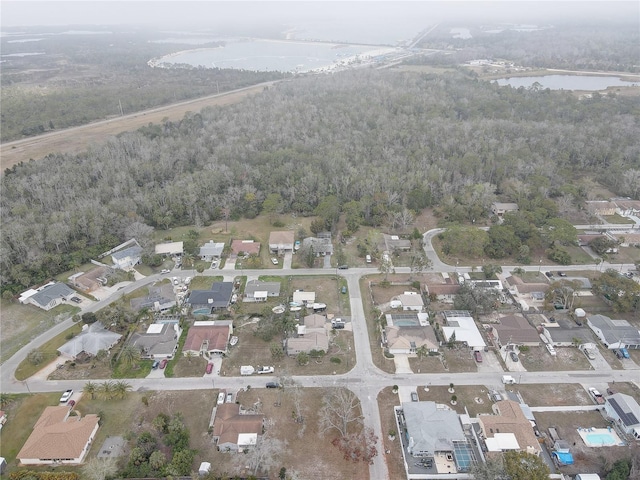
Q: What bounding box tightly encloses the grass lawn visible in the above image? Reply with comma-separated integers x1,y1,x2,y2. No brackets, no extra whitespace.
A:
440,347,479,373
518,345,593,372
606,246,640,265
172,354,208,377
0,301,80,364
189,275,223,290
0,393,60,470
360,275,397,374
564,245,598,264
14,322,84,380
377,387,406,480
516,383,593,407
602,214,635,224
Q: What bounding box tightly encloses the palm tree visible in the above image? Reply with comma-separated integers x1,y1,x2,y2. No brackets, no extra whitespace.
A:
118,344,141,370
113,381,132,400
98,381,116,400
84,381,98,400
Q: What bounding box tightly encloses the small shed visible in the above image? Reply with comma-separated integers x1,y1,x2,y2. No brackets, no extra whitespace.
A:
199,462,211,475
575,308,586,318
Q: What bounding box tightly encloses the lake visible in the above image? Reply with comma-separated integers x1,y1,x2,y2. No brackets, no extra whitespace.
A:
494,75,638,91
152,39,395,73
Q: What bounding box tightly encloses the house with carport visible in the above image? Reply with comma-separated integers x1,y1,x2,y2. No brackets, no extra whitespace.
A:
587,314,640,349
17,406,100,465
199,241,225,262
243,280,281,302
604,393,640,437
268,231,294,254
286,313,328,355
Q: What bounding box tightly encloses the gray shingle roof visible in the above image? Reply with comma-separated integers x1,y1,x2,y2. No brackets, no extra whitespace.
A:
31,283,75,307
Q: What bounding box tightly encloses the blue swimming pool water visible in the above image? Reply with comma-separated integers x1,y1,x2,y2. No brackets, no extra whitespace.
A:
585,433,616,446
394,320,419,327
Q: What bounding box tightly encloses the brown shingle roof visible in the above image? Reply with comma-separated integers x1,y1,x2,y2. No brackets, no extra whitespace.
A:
183,325,230,353
268,231,294,246
230,240,261,256
493,315,540,344
479,400,540,455
17,406,99,462
213,403,264,447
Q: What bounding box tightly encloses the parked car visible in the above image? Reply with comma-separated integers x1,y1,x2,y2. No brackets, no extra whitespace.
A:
557,271,567,277
161,269,170,274
332,320,345,330
338,265,349,269
614,349,624,359
589,387,605,405
341,286,347,294
217,392,225,405
152,360,160,369
545,272,554,278
606,387,616,395
206,363,214,374
509,352,519,362
70,297,82,303
226,393,234,403
159,359,168,369
411,392,418,402
619,347,630,359
474,351,483,363
271,257,279,265
257,366,274,374
266,382,280,388
59,389,74,403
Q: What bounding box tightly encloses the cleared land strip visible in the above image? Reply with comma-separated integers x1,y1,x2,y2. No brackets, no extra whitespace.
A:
0,81,277,171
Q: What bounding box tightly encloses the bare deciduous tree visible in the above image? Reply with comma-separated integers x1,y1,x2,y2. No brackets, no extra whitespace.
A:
233,427,286,477
318,388,362,438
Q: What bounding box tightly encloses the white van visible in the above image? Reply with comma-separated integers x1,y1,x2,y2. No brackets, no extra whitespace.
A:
365,254,372,263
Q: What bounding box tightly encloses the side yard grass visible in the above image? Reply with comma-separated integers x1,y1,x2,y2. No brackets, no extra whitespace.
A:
516,383,593,407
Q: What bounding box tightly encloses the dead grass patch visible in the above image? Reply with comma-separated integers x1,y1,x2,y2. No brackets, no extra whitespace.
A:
516,384,593,407
377,387,406,480
519,346,593,372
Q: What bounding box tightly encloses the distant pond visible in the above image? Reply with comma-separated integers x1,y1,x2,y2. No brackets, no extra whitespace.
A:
493,74,638,91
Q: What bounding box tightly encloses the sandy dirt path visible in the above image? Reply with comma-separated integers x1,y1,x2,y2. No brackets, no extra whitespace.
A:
0,81,277,170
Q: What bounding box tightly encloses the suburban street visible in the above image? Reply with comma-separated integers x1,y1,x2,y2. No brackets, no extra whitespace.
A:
1,228,639,480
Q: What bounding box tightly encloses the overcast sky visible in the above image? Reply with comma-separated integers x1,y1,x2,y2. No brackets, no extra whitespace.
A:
2,1,637,28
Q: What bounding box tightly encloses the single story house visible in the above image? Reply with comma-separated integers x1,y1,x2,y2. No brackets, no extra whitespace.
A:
400,402,467,458
614,199,640,217
183,322,231,358
129,322,181,359
187,282,234,313
478,400,541,456
383,234,412,252
58,322,122,358
441,311,486,349
286,314,328,355
542,325,596,347
230,239,261,257
268,231,294,254
587,314,640,349
154,241,184,256
110,244,143,270
604,393,640,436
17,406,100,465
491,314,540,347
19,282,76,311
243,280,281,302
392,292,425,312
301,236,333,255
491,202,519,217
383,324,438,355
130,284,176,313
292,290,315,305
213,403,265,453
424,284,461,304
199,241,225,262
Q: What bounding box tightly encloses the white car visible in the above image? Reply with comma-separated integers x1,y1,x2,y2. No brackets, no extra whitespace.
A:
271,257,279,265
161,269,170,274
257,366,275,374
59,389,74,403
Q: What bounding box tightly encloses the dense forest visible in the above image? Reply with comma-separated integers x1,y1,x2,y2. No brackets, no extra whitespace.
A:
2,68,639,292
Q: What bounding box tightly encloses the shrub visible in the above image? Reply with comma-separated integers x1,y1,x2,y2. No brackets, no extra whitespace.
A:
330,357,342,364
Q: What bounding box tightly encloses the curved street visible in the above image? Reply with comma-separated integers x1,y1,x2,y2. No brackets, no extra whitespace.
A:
1,228,639,479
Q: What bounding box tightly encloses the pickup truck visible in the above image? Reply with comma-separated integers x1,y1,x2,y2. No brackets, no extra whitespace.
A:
589,387,605,405
256,366,275,374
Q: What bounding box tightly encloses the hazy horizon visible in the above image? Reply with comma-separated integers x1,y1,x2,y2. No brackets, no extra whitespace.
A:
2,1,638,30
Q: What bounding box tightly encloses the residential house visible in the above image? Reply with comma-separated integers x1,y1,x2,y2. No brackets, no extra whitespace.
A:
243,280,281,302
230,239,261,257
587,314,640,349
383,234,412,252
292,290,315,306
441,311,486,349
19,282,76,311
478,400,541,456
491,202,519,217
586,201,617,217
212,403,264,453
73,266,110,292
17,406,99,465
129,321,182,359
187,282,234,314
130,284,176,313
604,393,640,436
614,199,640,217
154,241,184,257
58,322,122,358
183,321,231,358
542,324,596,347
268,231,294,254
424,284,461,304
110,244,143,270
199,241,225,262
301,235,334,256
286,313,328,355
383,323,438,355
400,402,467,458
491,314,540,347
392,292,425,312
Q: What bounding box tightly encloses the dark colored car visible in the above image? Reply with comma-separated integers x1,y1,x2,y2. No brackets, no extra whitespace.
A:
67,399,76,408
510,352,519,362
206,363,214,374
545,272,554,278
557,271,567,277
152,360,159,369
70,297,82,303
266,382,280,388
338,265,349,270
159,359,168,369
341,286,347,294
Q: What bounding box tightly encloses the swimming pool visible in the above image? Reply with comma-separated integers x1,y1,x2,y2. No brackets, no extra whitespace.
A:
586,433,616,446
395,319,419,327
578,428,625,447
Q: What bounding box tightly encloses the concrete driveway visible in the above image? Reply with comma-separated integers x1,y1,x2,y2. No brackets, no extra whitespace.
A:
476,350,503,373
586,348,613,371
393,354,413,374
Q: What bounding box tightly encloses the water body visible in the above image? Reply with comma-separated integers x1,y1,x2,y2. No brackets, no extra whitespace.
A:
154,39,392,73
494,75,638,91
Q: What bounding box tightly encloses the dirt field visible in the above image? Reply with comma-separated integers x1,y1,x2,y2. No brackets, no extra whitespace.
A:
519,345,593,372
516,383,593,407
0,82,274,171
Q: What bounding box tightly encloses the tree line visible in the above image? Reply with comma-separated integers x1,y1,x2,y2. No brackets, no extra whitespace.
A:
2,68,639,292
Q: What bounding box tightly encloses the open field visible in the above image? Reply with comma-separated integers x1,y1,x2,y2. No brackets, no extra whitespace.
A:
519,345,593,372
0,82,275,171
516,383,593,407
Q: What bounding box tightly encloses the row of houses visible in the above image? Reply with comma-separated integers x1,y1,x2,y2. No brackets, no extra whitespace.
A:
586,199,640,217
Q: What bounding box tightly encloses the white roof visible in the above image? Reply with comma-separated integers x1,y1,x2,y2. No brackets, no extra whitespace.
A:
155,241,184,255
293,291,315,303
146,324,164,334
442,315,486,348
485,432,520,451
237,433,258,447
